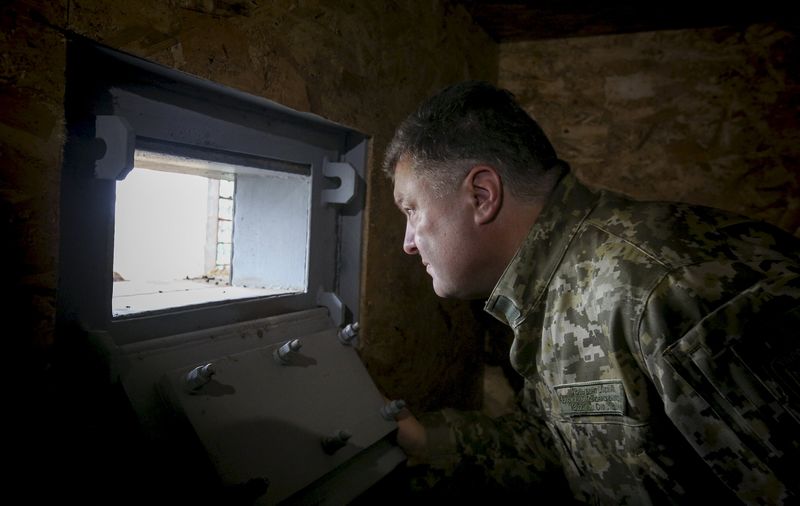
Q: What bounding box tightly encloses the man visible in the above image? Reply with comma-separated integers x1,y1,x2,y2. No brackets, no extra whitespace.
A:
384,80,800,504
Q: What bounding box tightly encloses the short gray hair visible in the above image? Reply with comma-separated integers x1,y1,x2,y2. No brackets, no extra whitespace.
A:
383,81,567,200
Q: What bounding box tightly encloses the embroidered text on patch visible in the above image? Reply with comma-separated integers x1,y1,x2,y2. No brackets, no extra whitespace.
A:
555,379,625,417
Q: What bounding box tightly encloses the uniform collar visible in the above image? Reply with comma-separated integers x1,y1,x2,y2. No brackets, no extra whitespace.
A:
484,172,599,327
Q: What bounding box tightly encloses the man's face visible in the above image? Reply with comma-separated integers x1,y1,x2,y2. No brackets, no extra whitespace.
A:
393,159,482,299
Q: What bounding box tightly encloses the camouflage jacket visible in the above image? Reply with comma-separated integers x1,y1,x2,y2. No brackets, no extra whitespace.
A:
425,173,800,504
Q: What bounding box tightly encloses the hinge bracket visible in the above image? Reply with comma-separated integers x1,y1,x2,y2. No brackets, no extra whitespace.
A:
321,158,356,206
94,115,135,180
316,288,345,327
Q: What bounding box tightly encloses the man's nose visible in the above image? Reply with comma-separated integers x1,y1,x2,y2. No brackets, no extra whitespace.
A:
403,222,418,255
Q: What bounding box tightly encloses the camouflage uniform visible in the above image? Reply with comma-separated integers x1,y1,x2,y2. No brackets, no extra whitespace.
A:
423,173,800,504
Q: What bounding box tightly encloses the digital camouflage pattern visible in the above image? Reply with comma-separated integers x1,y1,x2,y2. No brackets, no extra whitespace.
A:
424,173,800,504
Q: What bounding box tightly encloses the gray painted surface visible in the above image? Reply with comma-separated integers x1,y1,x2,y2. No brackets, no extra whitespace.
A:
63,42,392,504
232,172,311,292
159,325,395,503
115,308,400,505
62,41,367,342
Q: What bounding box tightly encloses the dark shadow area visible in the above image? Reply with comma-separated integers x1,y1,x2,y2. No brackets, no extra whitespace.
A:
7,321,272,506
354,458,580,505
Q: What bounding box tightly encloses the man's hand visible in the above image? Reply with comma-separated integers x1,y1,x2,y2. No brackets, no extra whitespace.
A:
394,404,429,465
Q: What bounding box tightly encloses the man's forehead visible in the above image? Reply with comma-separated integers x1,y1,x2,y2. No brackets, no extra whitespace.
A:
393,182,410,207
392,159,416,204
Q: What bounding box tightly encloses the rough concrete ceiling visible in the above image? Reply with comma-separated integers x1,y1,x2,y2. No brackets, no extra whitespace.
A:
451,1,798,41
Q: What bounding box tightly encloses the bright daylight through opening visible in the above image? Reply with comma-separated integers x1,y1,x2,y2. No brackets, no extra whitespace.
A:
112,150,311,317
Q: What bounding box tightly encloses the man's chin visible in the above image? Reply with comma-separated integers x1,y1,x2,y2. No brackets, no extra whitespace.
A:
432,279,489,300
432,280,467,300
431,279,453,299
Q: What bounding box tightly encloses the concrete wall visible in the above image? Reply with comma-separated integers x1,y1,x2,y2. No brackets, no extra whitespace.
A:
499,24,800,235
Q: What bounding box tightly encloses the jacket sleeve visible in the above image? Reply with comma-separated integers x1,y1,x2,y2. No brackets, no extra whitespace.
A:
638,256,800,504
418,380,570,496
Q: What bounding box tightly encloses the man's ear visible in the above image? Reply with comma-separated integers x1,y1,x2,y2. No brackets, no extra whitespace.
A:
465,165,502,225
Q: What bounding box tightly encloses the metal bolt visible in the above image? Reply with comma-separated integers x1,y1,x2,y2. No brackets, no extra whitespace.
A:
185,363,216,390
380,399,406,420
338,322,360,345
273,339,302,364
321,429,352,455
